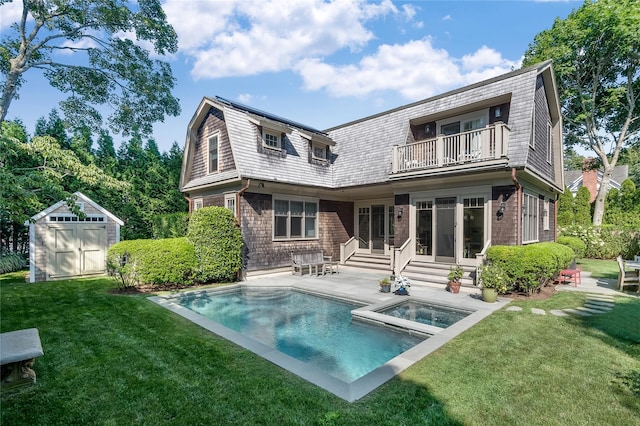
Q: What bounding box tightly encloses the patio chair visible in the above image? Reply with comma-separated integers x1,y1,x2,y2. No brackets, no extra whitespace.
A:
616,255,639,291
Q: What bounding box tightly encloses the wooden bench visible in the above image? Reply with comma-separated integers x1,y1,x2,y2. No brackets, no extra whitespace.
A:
1,328,44,391
558,269,581,287
291,252,338,276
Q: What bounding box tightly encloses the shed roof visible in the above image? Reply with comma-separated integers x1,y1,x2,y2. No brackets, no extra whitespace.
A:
29,192,124,225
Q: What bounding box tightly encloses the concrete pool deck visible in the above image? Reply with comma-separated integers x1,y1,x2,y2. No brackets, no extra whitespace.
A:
150,267,510,402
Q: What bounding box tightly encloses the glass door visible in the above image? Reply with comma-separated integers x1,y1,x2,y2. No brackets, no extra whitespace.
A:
415,201,433,259
435,197,456,262
371,205,386,253
358,207,370,250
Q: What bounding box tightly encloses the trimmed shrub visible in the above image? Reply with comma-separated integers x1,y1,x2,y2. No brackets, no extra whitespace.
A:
0,252,26,274
187,206,243,283
556,236,586,259
107,238,197,288
151,212,189,239
486,242,574,295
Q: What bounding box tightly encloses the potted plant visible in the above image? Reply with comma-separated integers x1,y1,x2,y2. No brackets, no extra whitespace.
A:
447,264,464,294
478,263,508,303
379,277,391,293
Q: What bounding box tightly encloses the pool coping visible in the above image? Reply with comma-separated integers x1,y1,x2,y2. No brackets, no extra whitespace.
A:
148,277,509,402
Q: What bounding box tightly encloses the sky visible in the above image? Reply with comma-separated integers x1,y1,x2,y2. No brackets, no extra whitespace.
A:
0,0,581,154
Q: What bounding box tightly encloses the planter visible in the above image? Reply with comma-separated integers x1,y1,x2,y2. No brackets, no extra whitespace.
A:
380,284,391,293
482,288,498,303
448,281,461,294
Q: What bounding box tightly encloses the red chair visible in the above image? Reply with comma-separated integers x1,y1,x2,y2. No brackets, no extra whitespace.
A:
558,269,581,286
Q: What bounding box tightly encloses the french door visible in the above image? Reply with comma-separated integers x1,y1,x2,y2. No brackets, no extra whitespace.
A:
357,202,394,254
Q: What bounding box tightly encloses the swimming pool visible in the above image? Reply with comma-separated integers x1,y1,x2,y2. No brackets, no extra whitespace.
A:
175,288,426,383
149,275,502,402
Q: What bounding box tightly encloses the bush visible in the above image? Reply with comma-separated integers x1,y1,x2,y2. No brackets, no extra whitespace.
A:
107,238,197,288
486,243,574,295
556,236,586,259
187,207,243,283
559,224,640,259
151,212,189,239
0,252,26,274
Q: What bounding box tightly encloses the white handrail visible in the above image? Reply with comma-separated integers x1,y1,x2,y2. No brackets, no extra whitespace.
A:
393,238,412,275
393,123,510,173
340,236,357,264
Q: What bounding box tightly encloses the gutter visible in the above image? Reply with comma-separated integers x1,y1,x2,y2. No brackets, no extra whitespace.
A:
511,168,522,245
236,179,251,226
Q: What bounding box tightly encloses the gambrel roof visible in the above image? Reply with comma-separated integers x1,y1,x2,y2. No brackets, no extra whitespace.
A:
181,61,562,192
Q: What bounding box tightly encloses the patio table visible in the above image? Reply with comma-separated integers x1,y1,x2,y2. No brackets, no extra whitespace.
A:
625,260,640,292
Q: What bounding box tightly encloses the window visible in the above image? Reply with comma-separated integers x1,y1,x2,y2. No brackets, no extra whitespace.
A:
208,134,219,173
312,143,327,161
543,199,550,231
193,198,203,211
522,192,539,243
225,193,236,217
546,121,553,164
273,197,318,240
263,130,281,150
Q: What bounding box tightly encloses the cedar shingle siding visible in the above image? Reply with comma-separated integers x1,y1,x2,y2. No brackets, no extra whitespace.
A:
190,107,235,181
529,76,555,180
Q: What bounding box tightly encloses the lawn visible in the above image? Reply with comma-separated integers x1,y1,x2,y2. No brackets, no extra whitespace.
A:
1,270,639,425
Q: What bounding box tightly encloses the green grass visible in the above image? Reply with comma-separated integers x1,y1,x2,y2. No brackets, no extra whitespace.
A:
1,273,639,425
577,258,620,280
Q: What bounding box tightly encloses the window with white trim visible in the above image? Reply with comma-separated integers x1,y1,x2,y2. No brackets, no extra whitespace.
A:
208,134,219,173
193,198,203,211
312,143,327,161
543,199,550,231
273,197,318,240
225,193,236,217
262,129,281,150
546,121,552,164
522,192,539,243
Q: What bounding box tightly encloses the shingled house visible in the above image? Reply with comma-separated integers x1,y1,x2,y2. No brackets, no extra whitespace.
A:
180,61,564,286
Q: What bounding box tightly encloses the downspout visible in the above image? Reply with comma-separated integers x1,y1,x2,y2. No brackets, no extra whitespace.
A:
236,179,251,226
184,195,192,214
511,168,522,245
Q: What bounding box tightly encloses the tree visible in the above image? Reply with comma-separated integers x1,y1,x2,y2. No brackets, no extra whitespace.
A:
523,0,640,226
0,0,180,136
557,186,575,226
573,186,592,225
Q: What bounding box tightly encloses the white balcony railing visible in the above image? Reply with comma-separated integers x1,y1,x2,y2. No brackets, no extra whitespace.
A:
392,122,510,174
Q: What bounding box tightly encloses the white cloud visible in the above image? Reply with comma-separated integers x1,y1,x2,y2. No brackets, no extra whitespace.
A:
442,14,452,21
162,0,401,79
296,38,519,101
0,0,25,31
237,93,252,103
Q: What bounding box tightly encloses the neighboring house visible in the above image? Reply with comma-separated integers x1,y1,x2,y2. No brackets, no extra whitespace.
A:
27,192,123,283
564,163,629,203
180,61,564,285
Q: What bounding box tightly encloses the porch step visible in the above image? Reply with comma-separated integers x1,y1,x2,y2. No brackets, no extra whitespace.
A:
344,254,392,273
401,261,476,287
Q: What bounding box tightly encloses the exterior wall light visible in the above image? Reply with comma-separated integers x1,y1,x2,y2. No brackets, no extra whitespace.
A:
397,207,403,219
497,201,506,220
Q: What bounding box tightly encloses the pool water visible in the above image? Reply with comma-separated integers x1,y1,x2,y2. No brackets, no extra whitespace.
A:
177,288,426,383
379,301,472,328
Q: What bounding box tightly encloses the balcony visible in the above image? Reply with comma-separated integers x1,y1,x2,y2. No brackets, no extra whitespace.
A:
391,122,510,174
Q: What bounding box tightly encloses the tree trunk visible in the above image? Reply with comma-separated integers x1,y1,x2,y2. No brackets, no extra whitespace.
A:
592,165,614,226
0,69,21,124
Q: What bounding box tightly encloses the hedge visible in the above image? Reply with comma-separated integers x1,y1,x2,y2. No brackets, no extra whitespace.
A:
187,206,243,283
559,225,640,259
556,236,586,259
486,242,574,295
107,238,197,288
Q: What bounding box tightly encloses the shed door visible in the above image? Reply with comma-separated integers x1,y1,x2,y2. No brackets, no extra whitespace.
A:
47,224,107,278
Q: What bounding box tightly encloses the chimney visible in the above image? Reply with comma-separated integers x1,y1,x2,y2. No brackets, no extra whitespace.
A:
582,158,598,203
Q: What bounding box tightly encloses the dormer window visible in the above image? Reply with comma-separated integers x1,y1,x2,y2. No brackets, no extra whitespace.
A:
263,129,281,150
312,143,327,161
